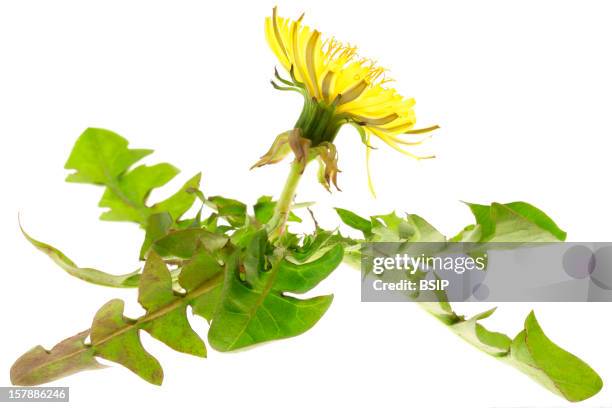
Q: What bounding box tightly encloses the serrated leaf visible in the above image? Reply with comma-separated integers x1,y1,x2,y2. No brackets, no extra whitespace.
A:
20,222,140,288
91,299,164,385
338,202,601,402
64,128,200,227
10,330,104,386
179,248,224,322
335,207,372,235
464,201,566,242
179,248,223,291
208,196,247,227
290,228,352,263
98,163,179,224
138,253,206,357
208,230,342,351
151,173,202,221
275,244,344,293
11,248,225,385
65,128,152,185
139,212,173,260
428,303,603,402
341,211,445,243
444,307,602,401
453,308,511,356
253,195,301,224
370,212,416,241
405,214,446,242
153,228,229,259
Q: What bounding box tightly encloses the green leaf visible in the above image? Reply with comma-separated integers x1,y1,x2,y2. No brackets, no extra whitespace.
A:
338,202,601,402
10,330,104,386
253,195,277,223
405,214,446,242
140,212,173,260
370,212,416,241
64,128,200,227
503,202,567,241
463,201,567,242
253,195,301,224
422,301,602,402
65,128,152,185
208,230,342,351
178,248,224,322
290,228,353,263
138,253,207,357
443,307,602,402
208,196,247,227
339,210,445,243
91,299,164,385
151,173,202,221
275,244,344,293
452,308,511,356
20,222,140,288
506,312,603,402
98,163,179,224
11,249,223,386
153,228,229,259
335,207,372,235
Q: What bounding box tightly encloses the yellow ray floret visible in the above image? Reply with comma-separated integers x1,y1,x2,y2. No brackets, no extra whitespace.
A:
265,7,437,195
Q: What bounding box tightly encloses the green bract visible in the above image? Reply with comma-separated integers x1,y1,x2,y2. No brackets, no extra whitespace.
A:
10,129,603,403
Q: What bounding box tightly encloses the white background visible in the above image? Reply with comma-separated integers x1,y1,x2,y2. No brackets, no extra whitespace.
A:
1,1,611,407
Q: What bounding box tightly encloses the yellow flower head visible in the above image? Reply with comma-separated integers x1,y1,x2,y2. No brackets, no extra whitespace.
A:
255,7,438,195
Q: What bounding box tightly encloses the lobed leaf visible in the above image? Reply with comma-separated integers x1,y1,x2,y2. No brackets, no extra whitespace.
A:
91,299,164,385
208,196,247,227
335,207,372,235
179,248,224,322
433,305,603,402
452,307,511,356
10,330,104,386
65,128,200,227
461,201,567,242
11,250,221,385
336,201,603,402
254,195,302,224
153,228,228,259
137,253,207,357
208,229,342,351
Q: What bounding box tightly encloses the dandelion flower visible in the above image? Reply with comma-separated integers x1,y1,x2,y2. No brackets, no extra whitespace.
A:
254,7,437,195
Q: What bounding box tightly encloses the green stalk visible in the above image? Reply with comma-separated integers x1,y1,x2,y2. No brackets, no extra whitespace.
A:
267,160,305,239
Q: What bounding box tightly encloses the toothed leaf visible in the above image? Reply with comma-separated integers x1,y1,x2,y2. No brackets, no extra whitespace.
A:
151,173,202,221
338,201,602,402
208,230,342,351
138,253,207,357
335,207,372,235
208,196,247,227
64,128,201,227
463,201,567,242
91,299,164,385
10,331,103,386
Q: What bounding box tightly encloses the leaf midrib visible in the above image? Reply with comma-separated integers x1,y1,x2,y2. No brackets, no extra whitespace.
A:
25,273,223,376
224,258,284,350
91,135,147,221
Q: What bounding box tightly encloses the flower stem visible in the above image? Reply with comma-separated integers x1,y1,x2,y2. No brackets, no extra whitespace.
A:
267,160,304,239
